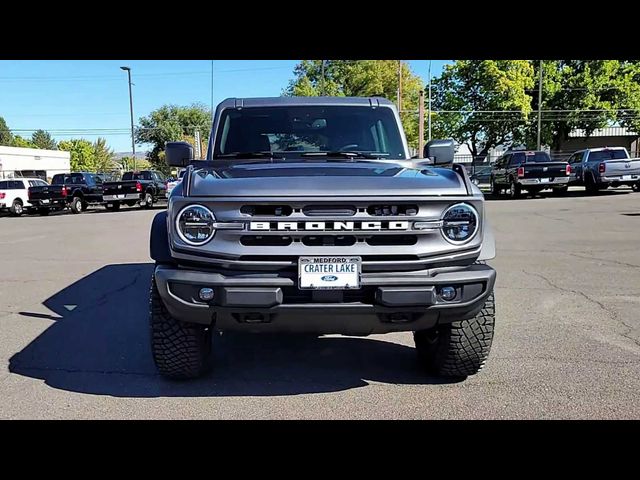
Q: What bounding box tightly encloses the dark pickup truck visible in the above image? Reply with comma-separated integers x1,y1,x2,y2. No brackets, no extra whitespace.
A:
28,172,105,215
103,170,168,211
490,150,570,198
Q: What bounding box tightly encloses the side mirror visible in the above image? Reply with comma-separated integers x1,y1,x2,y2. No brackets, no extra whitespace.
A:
165,141,194,167
423,139,455,165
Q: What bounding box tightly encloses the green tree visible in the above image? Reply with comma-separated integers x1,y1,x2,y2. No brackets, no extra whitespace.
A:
431,60,535,157
59,139,96,171
284,60,425,148
93,137,117,172
526,60,640,149
31,129,57,150
11,135,36,148
135,103,211,172
0,116,13,146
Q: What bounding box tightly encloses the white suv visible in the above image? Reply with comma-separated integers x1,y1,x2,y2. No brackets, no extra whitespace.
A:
0,178,49,216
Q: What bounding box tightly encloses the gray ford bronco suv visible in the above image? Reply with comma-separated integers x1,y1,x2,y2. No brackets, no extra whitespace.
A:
149,96,497,379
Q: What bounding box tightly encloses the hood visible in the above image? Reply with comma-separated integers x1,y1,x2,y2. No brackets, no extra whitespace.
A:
188,160,467,197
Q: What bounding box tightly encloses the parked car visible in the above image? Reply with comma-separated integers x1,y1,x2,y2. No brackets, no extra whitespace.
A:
102,170,168,211
0,178,48,216
166,169,186,195
490,150,571,198
566,147,640,193
28,172,105,215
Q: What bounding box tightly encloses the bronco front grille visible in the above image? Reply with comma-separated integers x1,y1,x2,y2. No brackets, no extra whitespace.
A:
170,198,483,272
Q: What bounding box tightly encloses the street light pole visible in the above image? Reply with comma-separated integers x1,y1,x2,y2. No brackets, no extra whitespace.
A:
428,60,432,142
120,66,136,171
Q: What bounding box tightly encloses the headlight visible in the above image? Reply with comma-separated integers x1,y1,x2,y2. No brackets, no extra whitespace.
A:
441,203,478,244
176,205,216,246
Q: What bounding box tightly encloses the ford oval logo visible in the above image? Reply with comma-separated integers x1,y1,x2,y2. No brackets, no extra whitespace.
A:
321,275,338,282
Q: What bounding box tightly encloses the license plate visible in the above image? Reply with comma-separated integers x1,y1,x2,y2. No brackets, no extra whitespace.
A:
540,178,550,183
299,256,361,290
622,175,633,181
41,199,50,204
117,194,125,199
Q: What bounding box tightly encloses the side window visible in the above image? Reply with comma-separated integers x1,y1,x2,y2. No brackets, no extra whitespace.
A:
501,155,510,167
575,152,584,163
12,180,25,189
93,175,103,184
0,181,8,189
71,174,85,184
52,175,64,185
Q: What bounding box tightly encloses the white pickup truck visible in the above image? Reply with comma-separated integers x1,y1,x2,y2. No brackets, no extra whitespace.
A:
567,147,640,193
0,177,49,216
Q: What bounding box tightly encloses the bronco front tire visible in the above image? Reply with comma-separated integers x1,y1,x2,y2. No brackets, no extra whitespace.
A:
149,275,212,379
414,292,495,377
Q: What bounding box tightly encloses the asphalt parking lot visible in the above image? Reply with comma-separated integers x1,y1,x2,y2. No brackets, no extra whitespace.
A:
1,188,639,419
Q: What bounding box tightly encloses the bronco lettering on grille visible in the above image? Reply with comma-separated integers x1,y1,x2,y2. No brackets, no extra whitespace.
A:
249,221,410,231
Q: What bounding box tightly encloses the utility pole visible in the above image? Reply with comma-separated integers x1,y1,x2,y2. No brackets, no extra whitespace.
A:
120,66,136,171
320,60,325,95
397,60,403,112
418,90,425,156
537,60,543,150
428,60,432,142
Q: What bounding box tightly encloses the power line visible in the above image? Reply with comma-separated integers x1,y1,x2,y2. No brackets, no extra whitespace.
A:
0,65,293,82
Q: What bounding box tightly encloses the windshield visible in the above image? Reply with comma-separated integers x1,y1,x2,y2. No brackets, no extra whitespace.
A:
588,149,628,162
212,105,406,159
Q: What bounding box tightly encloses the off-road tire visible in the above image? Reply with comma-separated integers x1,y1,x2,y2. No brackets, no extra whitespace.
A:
414,292,495,378
70,196,83,214
10,199,24,216
149,275,212,379
81,201,89,212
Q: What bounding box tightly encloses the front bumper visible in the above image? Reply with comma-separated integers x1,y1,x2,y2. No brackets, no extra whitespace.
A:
519,177,569,186
154,263,496,335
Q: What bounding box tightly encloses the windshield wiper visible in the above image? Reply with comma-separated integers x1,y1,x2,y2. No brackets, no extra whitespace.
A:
301,151,390,160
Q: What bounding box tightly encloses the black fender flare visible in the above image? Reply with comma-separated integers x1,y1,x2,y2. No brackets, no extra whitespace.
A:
150,210,175,265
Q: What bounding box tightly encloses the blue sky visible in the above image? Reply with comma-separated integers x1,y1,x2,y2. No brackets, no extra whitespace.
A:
0,60,449,152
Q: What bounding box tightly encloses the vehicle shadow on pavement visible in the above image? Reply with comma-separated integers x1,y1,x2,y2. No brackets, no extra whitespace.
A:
9,263,457,398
